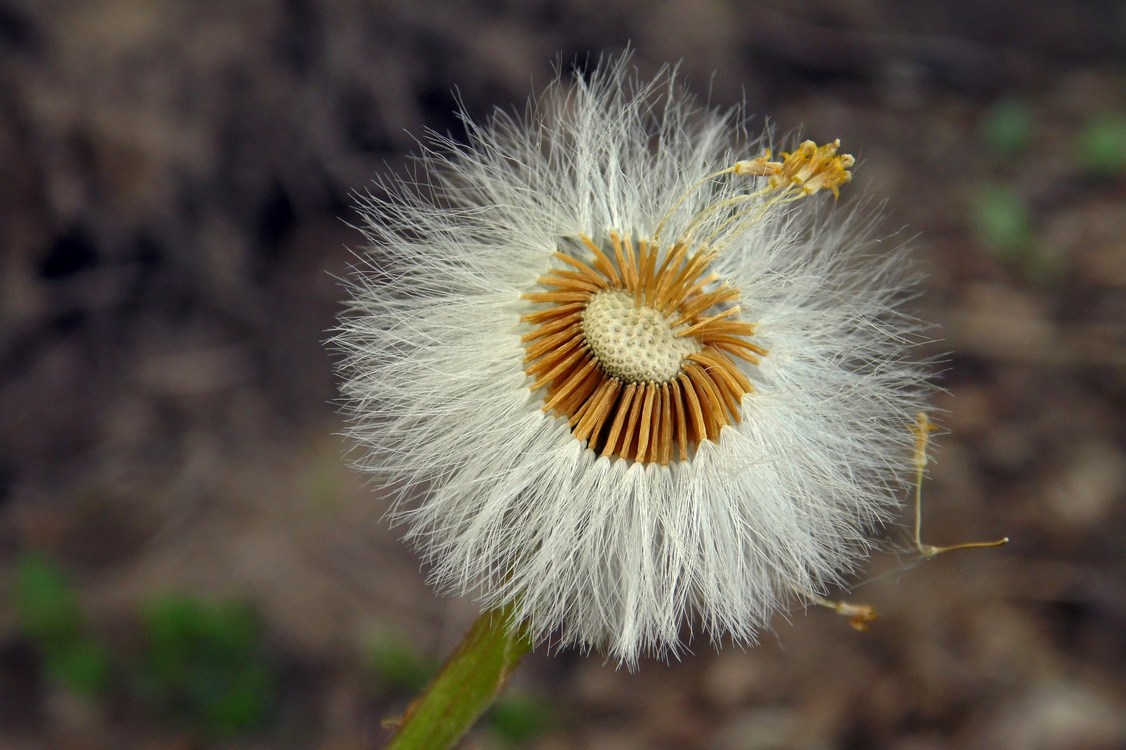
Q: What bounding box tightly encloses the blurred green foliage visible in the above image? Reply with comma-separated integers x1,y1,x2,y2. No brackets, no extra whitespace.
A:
969,183,1064,284
367,633,435,692
487,692,555,746
13,553,83,644
138,595,276,737
12,552,112,698
974,98,1035,260
968,98,1116,285
1076,114,1126,177
970,183,1034,257
981,99,1034,157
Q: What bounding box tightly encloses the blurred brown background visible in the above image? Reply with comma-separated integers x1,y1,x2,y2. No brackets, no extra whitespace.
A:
1,1,1124,748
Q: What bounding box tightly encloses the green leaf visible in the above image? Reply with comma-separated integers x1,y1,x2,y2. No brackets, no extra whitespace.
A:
981,99,1034,157
488,692,555,745
44,639,112,698
11,553,113,699
368,634,434,692
1077,114,1126,177
970,184,1033,257
13,552,84,646
139,594,275,736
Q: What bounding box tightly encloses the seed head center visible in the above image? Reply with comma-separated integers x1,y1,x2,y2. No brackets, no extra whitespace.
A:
582,290,700,384
521,232,767,465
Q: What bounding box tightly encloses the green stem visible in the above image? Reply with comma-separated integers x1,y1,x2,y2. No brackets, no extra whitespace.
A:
384,603,533,750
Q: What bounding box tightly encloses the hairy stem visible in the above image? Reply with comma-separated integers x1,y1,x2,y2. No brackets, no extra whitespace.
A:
384,603,533,750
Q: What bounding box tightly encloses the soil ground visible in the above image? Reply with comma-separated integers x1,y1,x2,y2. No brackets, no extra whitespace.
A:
1,2,1124,748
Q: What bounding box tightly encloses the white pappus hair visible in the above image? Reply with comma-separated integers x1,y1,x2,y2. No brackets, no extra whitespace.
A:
333,56,930,667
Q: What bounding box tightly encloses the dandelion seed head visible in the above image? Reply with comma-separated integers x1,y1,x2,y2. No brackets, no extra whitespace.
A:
333,55,930,667
525,229,762,464
581,290,699,384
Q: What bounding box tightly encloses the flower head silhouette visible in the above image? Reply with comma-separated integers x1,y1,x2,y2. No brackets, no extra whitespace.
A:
335,58,928,666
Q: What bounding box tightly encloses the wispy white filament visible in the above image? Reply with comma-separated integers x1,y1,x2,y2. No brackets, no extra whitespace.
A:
334,57,929,666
